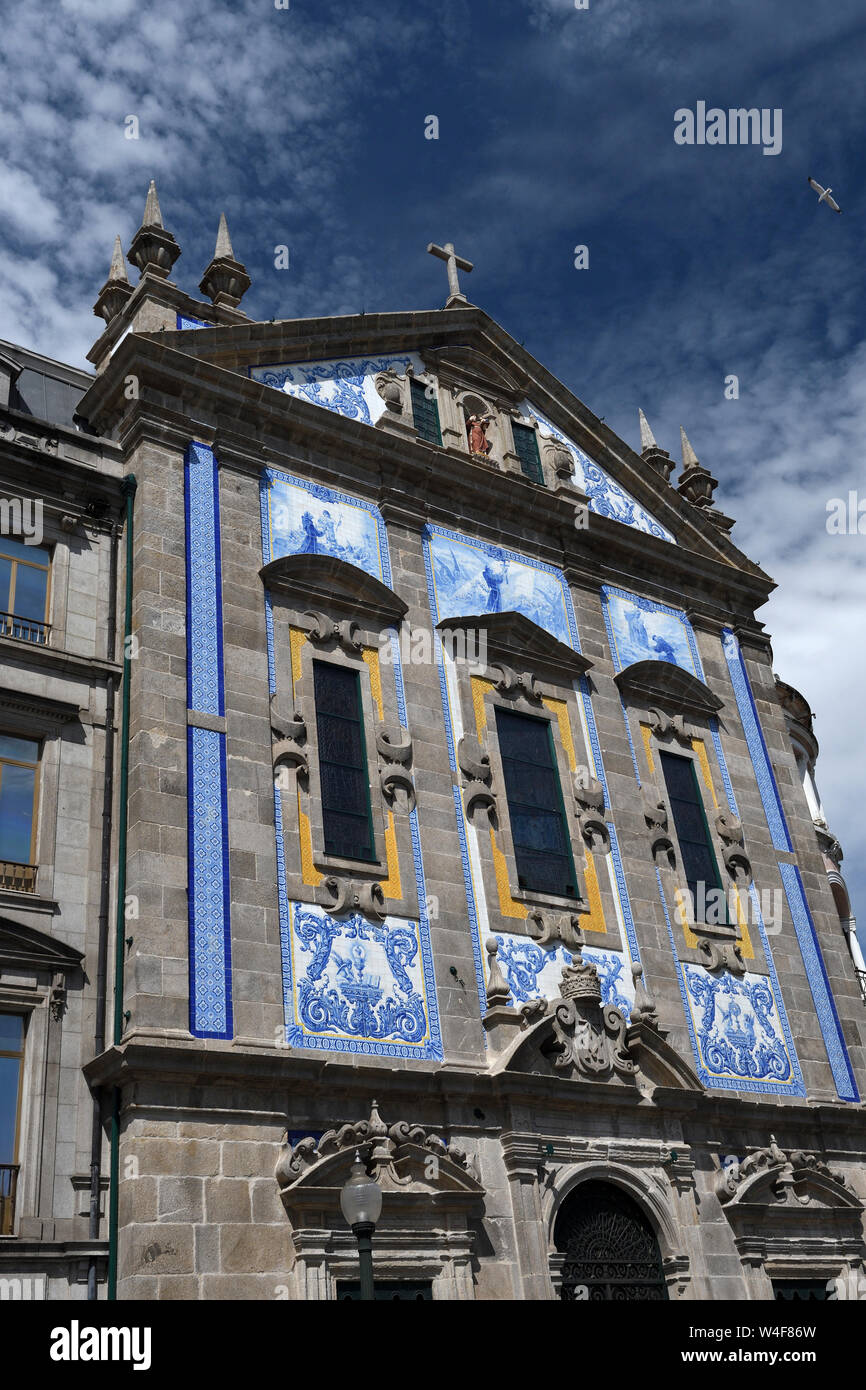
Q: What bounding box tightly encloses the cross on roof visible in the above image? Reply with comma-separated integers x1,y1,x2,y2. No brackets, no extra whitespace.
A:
427,241,474,306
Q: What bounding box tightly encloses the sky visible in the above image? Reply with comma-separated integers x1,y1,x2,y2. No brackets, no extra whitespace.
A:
0,0,864,932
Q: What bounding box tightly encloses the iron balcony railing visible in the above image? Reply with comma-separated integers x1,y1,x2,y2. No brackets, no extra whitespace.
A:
856,969,866,1006
0,1164,19,1235
0,611,49,645
0,862,37,893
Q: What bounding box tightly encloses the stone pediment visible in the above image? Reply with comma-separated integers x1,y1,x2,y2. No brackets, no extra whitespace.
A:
260,554,408,624
421,345,527,402
275,1101,485,1221
0,918,84,973
614,660,723,716
716,1138,862,1212
437,612,592,682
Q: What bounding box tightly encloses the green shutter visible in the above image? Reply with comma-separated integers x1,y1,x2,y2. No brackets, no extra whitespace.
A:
410,379,442,446
313,662,376,862
511,423,544,485
495,708,578,899
659,751,729,924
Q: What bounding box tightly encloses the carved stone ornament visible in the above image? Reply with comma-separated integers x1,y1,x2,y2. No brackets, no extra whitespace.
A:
696,935,746,976
458,734,498,824
527,909,585,952
485,937,512,1007
490,663,544,704
543,438,575,481
715,811,752,883
648,707,692,745
642,787,675,868
716,1135,859,1209
318,876,387,923
273,714,308,781
275,1098,483,1195
304,611,362,655
374,369,404,413
629,962,659,1027
574,774,608,851
376,725,416,813
541,951,636,1080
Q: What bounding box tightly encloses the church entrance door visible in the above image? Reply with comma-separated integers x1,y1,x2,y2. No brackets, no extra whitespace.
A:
554,1181,669,1301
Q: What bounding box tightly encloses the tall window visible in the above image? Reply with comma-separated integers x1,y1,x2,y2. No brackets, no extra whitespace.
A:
659,751,728,924
0,537,50,644
511,422,544,485
0,1013,24,1235
495,708,578,899
409,378,443,446
313,662,375,863
0,734,40,883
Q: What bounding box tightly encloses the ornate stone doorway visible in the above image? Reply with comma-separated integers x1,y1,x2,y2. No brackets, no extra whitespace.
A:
553,1181,669,1301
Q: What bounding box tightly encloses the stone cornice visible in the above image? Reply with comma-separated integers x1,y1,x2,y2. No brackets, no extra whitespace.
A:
0,636,121,682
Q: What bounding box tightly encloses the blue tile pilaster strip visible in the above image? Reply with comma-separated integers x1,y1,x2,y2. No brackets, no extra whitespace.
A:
721,627,857,1101
185,441,232,1039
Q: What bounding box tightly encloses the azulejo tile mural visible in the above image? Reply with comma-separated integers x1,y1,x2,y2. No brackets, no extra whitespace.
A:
250,352,425,426
524,403,675,544
682,965,798,1088
494,937,635,1016
283,905,440,1059
601,585,700,676
426,527,576,648
260,469,442,1061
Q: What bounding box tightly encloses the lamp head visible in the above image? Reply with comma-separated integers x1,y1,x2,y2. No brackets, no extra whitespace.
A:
339,1150,383,1230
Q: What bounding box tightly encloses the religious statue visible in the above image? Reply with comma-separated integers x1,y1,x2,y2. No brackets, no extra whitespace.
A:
466,414,494,457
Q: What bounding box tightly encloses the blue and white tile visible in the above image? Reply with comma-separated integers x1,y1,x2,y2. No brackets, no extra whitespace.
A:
251,352,425,426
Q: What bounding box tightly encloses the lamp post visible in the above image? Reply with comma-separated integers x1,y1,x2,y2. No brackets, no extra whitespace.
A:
340,1150,383,1302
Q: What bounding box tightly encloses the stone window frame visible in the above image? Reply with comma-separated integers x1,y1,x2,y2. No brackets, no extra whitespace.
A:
0,690,81,909
269,597,420,923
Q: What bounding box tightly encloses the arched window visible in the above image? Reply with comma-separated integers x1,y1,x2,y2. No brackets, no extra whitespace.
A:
553,1181,668,1301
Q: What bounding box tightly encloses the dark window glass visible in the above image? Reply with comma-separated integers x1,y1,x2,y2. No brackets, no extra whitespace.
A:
0,540,50,643
313,662,375,863
410,378,442,446
772,1280,828,1301
512,422,544,484
495,708,578,899
660,751,728,924
338,1281,433,1301
11,369,85,429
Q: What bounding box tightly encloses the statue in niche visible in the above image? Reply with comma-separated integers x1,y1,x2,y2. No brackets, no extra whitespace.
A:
466,413,494,457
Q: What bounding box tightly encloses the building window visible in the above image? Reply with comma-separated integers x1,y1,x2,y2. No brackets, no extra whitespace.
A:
337,1280,433,1301
0,734,40,889
313,662,376,863
495,708,578,899
772,1279,829,1301
409,378,442,446
511,422,544,485
0,537,50,644
0,1013,24,1235
659,750,728,925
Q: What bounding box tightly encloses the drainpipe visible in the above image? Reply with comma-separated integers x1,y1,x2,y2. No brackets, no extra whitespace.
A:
107,474,137,1301
86,514,119,1301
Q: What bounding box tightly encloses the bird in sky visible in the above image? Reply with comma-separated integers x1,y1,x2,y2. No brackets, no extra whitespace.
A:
807,176,842,214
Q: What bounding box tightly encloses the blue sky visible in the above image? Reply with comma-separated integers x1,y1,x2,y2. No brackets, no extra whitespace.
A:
1,0,864,931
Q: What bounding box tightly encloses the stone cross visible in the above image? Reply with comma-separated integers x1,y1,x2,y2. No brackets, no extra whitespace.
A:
427,241,474,304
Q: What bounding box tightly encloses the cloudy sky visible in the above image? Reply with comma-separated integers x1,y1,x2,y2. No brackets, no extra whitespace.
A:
1,0,864,928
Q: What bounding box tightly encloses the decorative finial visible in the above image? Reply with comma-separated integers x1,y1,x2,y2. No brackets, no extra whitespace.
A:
638,409,673,482
427,241,474,308
93,234,134,323
485,938,511,1008
127,180,181,280
677,426,719,511
199,212,251,309
680,426,700,470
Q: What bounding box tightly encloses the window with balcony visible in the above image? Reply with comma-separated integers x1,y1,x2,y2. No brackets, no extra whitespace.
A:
0,537,50,645
0,734,40,892
0,1012,24,1234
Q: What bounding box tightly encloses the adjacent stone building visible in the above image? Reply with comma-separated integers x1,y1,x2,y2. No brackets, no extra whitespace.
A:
1,185,864,1300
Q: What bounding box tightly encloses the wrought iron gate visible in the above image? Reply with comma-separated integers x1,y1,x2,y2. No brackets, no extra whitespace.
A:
554,1181,669,1301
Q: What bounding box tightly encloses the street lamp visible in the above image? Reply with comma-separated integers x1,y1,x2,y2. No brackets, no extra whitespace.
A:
340,1150,383,1302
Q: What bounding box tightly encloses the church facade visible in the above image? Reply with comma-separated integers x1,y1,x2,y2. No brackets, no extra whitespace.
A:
0,185,864,1301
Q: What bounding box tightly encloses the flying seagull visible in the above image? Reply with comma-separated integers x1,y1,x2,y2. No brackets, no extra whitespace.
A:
807,176,842,214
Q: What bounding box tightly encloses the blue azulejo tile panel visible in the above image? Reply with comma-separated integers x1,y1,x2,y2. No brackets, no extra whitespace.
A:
176,313,212,330
184,442,225,718
261,467,391,585
680,963,804,1094
721,628,791,852
283,904,441,1060
250,352,426,427
187,726,233,1039
425,524,578,648
778,863,859,1102
523,404,674,544
601,585,703,677
494,936,635,1016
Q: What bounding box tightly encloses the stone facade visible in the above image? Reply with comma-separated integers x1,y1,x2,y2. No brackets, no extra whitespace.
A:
1,191,865,1301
